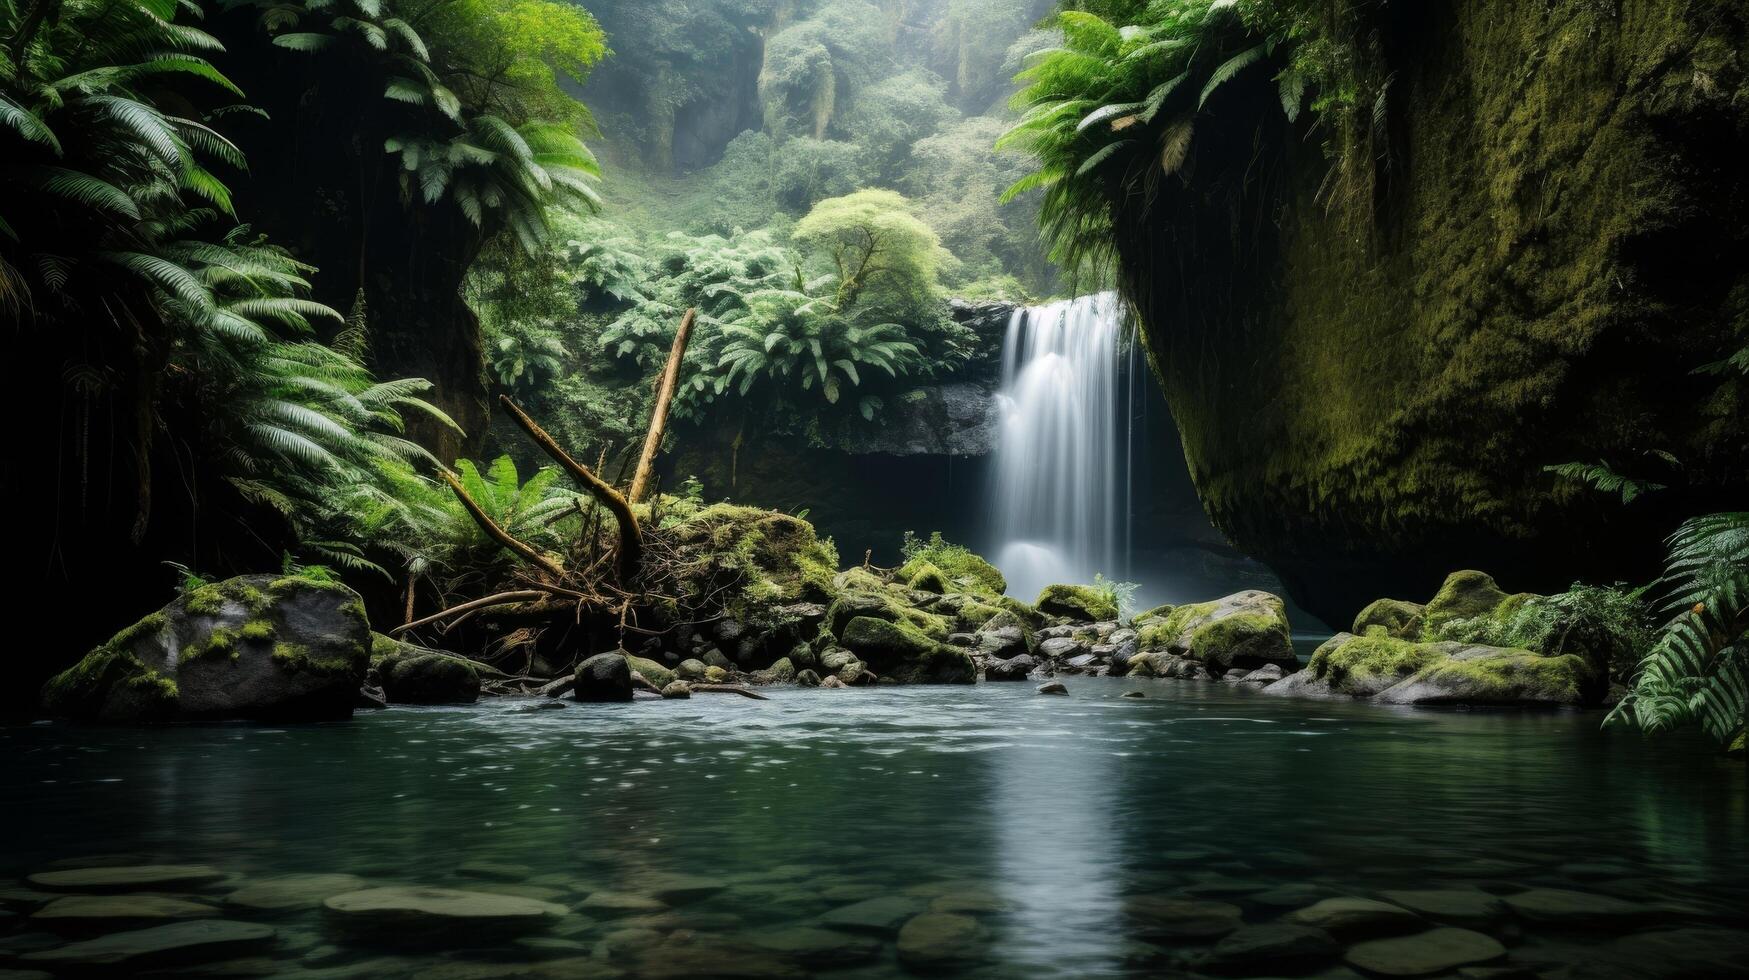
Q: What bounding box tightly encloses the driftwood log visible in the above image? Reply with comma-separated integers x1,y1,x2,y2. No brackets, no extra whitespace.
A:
628,307,696,504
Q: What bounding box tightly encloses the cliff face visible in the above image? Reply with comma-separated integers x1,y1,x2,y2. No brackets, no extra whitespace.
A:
1117,0,1748,623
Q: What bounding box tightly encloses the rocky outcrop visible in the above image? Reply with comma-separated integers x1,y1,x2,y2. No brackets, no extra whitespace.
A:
1265,632,1605,707
41,574,370,723
1035,584,1119,623
1109,0,1749,623
1129,591,1297,675
370,635,480,705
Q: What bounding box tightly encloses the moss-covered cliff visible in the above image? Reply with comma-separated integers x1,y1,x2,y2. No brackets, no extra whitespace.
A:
1115,0,1748,622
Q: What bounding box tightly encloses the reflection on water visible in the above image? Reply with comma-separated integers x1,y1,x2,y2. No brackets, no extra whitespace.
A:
2,680,1746,976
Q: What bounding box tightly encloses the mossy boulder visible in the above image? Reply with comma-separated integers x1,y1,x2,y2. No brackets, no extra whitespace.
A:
838,616,976,684
897,548,1005,598
668,504,839,625
1301,632,1443,698
1268,632,1607,706
1421,571,1510,634
42,574,369,723
574,653,633,703
1132,603,1175,625
1035,584,1118,623
1133,591,1296,674
904,562,949,594
625,655,676,690
374,639,481,706
826,590,950,641
1352,599,1426,639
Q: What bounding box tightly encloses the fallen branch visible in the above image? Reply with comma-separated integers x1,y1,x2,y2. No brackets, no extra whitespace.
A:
391,589,548,634
628,307,696,504
689,684,771,701
499,394,643,581
441,471,567,579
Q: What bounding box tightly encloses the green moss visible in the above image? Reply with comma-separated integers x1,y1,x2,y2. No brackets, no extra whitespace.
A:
1311,633,1442,688
181,627,240,664
1421,571,1510,634
1132,603,1175,624
221,581,269,614
369,632,401,666
1140,601,1217,648
1407,651,1592,703
1184,612,1282,665
183,586,228,618
239,621,275,643
992,595,1044,628
625,654,675,688
898,532,1006,596
108,612,168,653
269,574,354,597
904,561,948,594
1035,584,1119,622
835,567,888,592
838,615,975,683
956,600,1004,630
673,504,840,625
271,642,356,676
1351,598,1425,638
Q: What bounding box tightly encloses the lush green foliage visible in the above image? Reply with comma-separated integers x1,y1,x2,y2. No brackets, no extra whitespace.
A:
1609,514,1749,747
1428,584,1653,680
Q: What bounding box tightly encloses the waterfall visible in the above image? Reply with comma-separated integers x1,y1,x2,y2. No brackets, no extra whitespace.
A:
989,292,1132,602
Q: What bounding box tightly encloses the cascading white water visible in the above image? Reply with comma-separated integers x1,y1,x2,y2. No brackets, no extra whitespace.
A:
989,292,1131,601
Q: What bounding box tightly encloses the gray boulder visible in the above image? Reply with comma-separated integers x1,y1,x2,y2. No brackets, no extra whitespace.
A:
573,653,633,702
41,574,370,723
984,654,1037,681
372,636,480,705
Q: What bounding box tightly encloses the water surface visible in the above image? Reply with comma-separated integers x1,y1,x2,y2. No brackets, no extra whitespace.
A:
3,680,1745,977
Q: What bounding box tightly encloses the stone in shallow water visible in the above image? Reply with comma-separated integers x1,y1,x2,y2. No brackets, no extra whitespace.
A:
1127,896,1244,940
0,886,59,911
819,883,885,903
636,937,806,979
225,874,365,912
20,920,275,970
576,890,668,916
28,865,228,892
31,894,218,928
1344,927,1507,976
896,912,989,972
1287,896,1423,938
745,925,881,968
1500,888,1649,925
455,861,535,882
1248,883,1334,909
1036,681,1068,695
818,895,926,935
634,872,728,905
1120,690,1145,698
1558,926,1749,980
323,886,567,944
1378,889,1507,926
1198,922,1339,974
929,885,1010,915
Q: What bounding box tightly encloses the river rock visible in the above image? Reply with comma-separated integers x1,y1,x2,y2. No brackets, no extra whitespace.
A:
1120,690,1145,698
746,925,880,968
374,639,480,705
1422,571,1511,633
1036,681,1068,695
896,912,987,971
1127,896,1244,940
675,659,707,681
1035,584,1119,622
225,875,365,914
1287,897,1422,938
573,653,633,702
324,886,566,943
1554,926,1749,980
660,681,692,699
1239,664,1285,685
820,675,847,688
1354,598,1427,638
1038,636,1088,661
838,616,976,684
20,920,275,970
984,654,1036,681
625,655,676,689
32,894,218,929
794,669,821,687
1345,927,1507,976
1134,590,1297,674
1378,889,1507,926
1499,888,1649,925
1375,647,1603,706
28,865,228,892
41,574,370,723
1199,923,1339,974
975,625,1030,660
817,895,925,935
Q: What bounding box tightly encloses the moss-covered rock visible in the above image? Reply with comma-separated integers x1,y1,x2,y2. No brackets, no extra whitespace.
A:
1306,632,1444,697
668,504,839,630
897,535,1006,597
1132,591,1296,674
1421,571,1510,634
1352,599,1426,639
1035,584,1119,623
376,641,481,706
1132,603,1175,625
625,655,676,690
838,616,976,684
904,561,949,594
42,574,369,723
826,589,951,641
1268,632,1607,706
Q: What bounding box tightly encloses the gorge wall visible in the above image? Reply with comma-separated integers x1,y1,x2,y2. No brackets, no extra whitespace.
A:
1115,0,1749,624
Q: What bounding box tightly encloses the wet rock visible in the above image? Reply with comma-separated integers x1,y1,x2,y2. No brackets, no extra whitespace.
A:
29,865,228,892
746,926,880,968
1126,896,1244,940
929,885,1009,915
660,681,692,699
896,912,988,972
323,886,567,944
1239,664,1285,685
701,649,732,670
1287,897,1422,938
537,674,575,698
1134,590,1297,675
573,654,633,703
455,861,533,882
20,920,275,970
507,699,567,713
1375,646,1602,707
1065,652,1101,669
817,895,925,935
1354,598,1427,638
1378,889,1507,926
376,643,480,705
638,874,727,906
1221,668,1250,682
1345,927,1507,976
355,684,387,710
675,659,707,681
794,669,821,687
1036,584,1119,622
41,574,370,723
1036,681,1068,695
1199,923,1339,974
984,654,1036,681
1499,888,1649,925
1038,636,1089,661
946,632,976,647
975,625,1030,661
625,655,676,689
32,894,218,929
704,665,729,683
838,616,976,684
635,938,806,979
1422,571,1511,633
577,890,668,916
1120,690,1145,698
820,675,847,689
1555,926,1749,980
225,874,366,913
